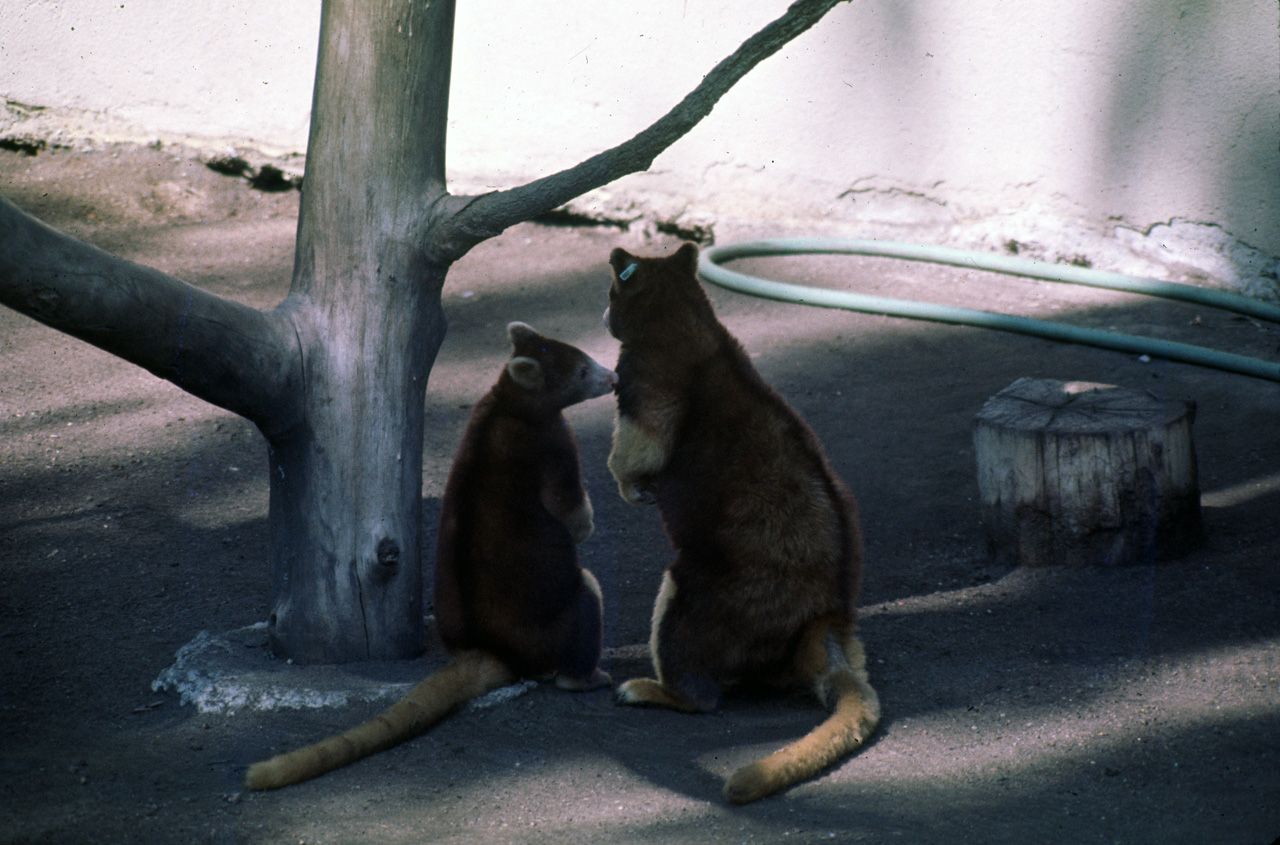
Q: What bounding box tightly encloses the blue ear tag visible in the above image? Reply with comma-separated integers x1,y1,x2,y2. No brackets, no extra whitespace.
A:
619,262,638,281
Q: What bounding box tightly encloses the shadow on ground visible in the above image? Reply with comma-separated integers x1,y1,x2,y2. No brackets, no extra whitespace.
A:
1,147,1278,844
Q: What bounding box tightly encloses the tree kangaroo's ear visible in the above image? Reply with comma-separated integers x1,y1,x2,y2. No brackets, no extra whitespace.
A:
507,321,541,348
672,242,699,275
610,248,642,288
506,356,544,391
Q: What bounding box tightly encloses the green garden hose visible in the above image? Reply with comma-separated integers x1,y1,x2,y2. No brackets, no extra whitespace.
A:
699,238,1280,383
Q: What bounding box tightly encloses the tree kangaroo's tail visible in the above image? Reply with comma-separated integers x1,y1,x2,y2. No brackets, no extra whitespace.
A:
244,650,514,790
723,630,880,804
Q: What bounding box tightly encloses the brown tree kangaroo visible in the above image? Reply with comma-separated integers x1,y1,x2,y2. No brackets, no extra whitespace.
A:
245,322,616,790
603,243,880,803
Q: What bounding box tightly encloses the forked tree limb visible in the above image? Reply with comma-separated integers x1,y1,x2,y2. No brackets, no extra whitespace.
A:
0,197,302,432
425,0,850,263
0,0,847,429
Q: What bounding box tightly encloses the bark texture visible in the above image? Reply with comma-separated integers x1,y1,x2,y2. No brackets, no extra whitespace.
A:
263,0,456,661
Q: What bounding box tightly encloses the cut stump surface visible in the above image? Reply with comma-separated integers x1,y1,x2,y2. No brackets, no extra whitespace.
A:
973,377,1201,567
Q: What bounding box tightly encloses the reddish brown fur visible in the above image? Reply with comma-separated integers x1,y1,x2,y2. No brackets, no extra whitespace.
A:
434,322,615,687
605,244,878,801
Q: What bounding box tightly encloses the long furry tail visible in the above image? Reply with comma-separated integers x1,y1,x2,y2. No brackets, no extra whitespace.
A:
244,650,514,790
723,633,880,804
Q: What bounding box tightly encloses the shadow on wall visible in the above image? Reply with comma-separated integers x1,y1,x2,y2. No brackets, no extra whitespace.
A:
817,1,1278,300
1102,1,1280,251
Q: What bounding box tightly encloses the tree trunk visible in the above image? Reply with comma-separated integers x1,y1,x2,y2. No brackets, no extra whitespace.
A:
0,0,851,663
973,378,1202,567
264,0,456,662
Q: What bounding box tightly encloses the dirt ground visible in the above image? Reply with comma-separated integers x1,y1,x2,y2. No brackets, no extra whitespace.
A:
1,145,1278,845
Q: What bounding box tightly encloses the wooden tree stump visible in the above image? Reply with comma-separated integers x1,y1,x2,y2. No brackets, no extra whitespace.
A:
973,378,1202,567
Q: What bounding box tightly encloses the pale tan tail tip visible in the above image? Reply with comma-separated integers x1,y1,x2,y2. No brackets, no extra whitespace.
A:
244,767,270,791
243,762,289,791
723,763,779,804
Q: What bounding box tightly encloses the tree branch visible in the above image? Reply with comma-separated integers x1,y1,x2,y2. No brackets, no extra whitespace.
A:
0,197,302,434
425,0,849,263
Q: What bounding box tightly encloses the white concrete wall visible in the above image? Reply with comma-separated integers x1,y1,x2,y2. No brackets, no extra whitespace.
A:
0,0,319,150
2,1,1277,277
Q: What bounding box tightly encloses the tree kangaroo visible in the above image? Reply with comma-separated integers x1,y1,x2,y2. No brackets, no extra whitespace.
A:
603,243,880,803
245,322,616,790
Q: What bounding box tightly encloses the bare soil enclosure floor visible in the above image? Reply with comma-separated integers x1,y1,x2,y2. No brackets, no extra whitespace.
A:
1,146,1278,844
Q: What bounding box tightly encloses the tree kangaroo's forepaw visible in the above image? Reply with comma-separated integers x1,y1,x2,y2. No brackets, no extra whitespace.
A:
618,478,658,506
558,497,595,544
564,510,594,544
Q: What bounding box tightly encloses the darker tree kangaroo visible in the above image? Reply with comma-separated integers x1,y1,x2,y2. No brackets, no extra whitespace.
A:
246,322,615,790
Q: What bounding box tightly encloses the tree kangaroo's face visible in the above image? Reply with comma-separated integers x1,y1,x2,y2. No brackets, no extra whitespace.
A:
506,321,617,406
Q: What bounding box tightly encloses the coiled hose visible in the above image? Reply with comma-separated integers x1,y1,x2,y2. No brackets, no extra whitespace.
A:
698,238,1280,383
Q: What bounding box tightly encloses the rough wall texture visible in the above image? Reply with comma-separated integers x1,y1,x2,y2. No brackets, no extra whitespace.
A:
1,0,1276,292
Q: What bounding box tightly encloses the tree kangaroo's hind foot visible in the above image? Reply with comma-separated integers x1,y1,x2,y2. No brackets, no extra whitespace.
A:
723,632,880,804
615,677,710,713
